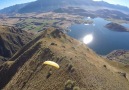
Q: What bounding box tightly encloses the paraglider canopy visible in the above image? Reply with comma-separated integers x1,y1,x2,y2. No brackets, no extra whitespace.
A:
43,61,60,69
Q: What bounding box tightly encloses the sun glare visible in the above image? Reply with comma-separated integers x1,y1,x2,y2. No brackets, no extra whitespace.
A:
83,34,93,44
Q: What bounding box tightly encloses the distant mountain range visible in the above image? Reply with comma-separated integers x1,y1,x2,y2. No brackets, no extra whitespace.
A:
54,7,129,21
0,0,129,14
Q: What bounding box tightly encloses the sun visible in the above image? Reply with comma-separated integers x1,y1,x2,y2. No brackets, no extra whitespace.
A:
83,34,93,44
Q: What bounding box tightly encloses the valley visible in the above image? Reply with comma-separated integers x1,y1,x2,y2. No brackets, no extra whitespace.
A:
0,12,84,32
1,7,129,33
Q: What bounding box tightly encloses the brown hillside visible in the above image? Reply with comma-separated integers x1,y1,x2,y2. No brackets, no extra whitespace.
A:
0,28,129,90
0,25,33,64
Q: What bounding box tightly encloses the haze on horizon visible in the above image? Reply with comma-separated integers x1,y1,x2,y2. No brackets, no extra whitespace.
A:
93,0,129,7
0,0,128,10
0,0,36,9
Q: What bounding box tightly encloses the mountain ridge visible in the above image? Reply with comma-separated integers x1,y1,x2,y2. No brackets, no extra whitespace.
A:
0,28,129,90
0,25,33,65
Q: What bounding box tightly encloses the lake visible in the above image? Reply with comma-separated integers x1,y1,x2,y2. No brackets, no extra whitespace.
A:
68,17,129,55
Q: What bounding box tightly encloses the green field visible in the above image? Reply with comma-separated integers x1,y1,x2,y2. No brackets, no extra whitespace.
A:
16,18,59,31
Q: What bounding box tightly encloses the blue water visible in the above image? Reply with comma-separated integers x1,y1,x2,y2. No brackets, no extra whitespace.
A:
68,18,129,55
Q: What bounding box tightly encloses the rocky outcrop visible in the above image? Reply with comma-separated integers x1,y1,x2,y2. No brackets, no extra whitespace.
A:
106,50,129,65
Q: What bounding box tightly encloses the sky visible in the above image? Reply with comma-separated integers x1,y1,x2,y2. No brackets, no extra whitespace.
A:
0,0,129,10
93,0,129,7
0,0,36,9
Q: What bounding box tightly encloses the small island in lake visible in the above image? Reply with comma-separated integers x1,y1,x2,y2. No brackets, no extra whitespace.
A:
105,22,129,32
